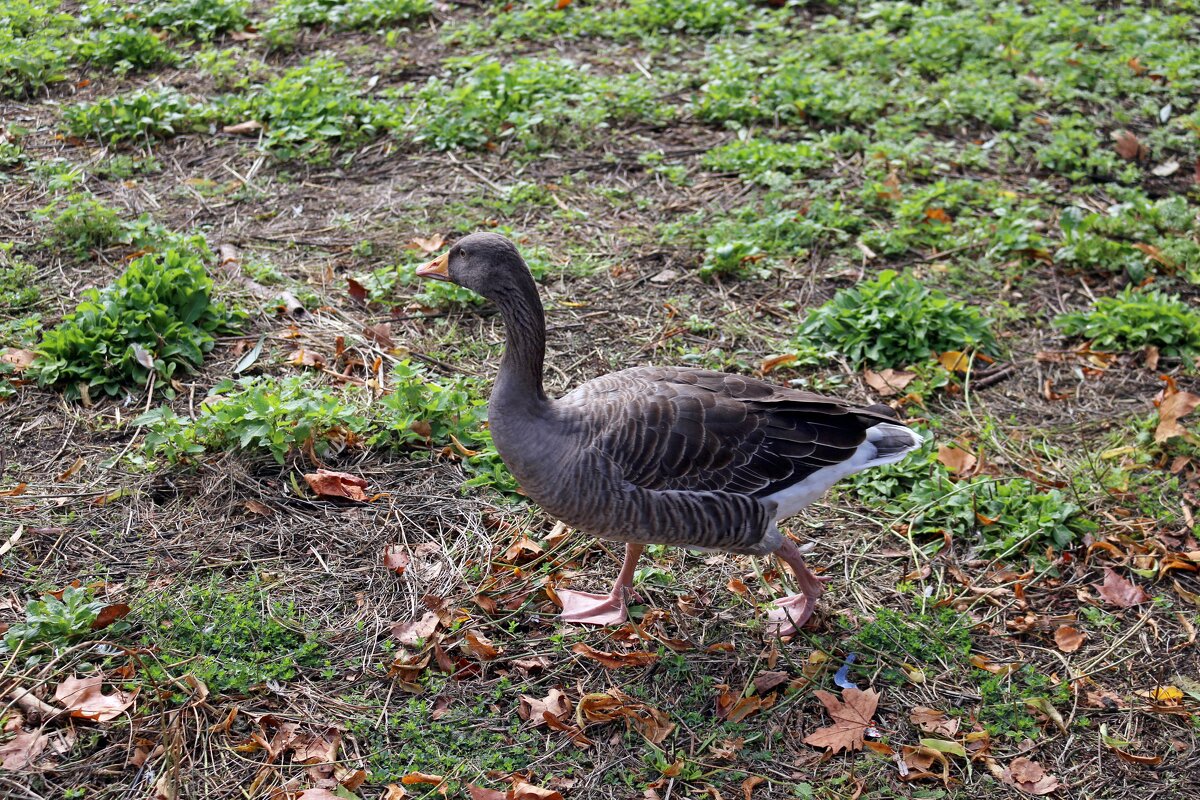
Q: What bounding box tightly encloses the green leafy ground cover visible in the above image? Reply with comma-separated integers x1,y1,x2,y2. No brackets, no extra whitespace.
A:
1,1,1199,798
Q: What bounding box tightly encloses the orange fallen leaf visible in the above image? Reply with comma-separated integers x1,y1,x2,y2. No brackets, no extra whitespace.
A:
304,469,369,502
803,688,880,754
1000,757,1060,795
1155,390,1200,443
937,351,971,373
864,368,916,397
553,0,572,8
382,786,408,800
91,603,131,631
518,688,571,727
936,444,977,476
54,675,137,722
1054,625,1085,653
401,772,445,786
924,207,953,224
503,535,543,563
741,775,766,800
463,630,500,660
577,689,673,744
760,354,797,374
571,642,658,669
1096,567,1150,608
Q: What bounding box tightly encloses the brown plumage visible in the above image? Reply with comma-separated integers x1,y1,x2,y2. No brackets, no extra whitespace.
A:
417,232,922,633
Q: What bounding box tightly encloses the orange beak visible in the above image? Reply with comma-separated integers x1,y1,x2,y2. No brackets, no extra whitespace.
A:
415,252,449,281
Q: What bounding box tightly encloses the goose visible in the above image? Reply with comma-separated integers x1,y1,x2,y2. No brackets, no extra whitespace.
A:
417,233,922,634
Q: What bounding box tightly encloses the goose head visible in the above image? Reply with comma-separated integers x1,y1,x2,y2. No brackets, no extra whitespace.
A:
415,232,532,301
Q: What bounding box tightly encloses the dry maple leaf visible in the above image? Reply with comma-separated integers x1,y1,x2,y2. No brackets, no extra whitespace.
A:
864,368,916,397
1155,390,1200,443
304,469,369,502
803,688,880,754
410,234,446,254
1053,625,1085,653
54,675,137,722
1097,567,1150,608
570,642,658,669
0,730,48,770
288,348,327,369
1001,756,1060,795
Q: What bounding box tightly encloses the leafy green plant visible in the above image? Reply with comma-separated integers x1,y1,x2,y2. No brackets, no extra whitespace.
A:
1056,286,1200,358
1,586,125,656
0,246,40,310
265,0,430,44
1056,195,1200,281
35,193,127,256
798,270,996,368
63,87,207,144
138,577,325,695
81,23,176,74
32,243,243,400
143,0,251,38
0,0,77,97
407,56,662,152
217,58,387,160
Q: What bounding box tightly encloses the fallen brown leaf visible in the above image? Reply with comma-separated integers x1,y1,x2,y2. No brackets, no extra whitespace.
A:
760,354,797,374
752,670,790,695
1000,757,1060,795
304,469,368,502
864,368,916,397
511,781,564,800
741,775,766,800
1,348,37,371
383,545,410,575
0,729,48,770
1054,625,1085,653
578,689,674,744
363,322,394,348
908,706,960,737
1155,390,1200,443
503,535,544,563
803,688,880,754
518,688,571,726
222,120,263,135
347,277,368,303
91,603,131,631
936,444,977,476
410,234,445,254
571,642,658,669
54,675,137,722
466,786,505,800
401,772,445,786
1113,129,1145,161
1096,567,1150,608
462,630,500,660
390,611,440,646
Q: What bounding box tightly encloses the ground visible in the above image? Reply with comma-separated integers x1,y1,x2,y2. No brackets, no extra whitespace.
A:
2,1,1200,798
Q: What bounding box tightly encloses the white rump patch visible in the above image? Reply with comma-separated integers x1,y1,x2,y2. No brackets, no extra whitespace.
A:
765,423,922,522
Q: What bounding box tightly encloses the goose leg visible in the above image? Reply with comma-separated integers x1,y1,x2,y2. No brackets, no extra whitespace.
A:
766,538,831,636
558,543,644,625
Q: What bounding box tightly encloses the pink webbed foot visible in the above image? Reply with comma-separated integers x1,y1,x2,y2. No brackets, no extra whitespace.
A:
557,589,630,625
766,590,821,636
